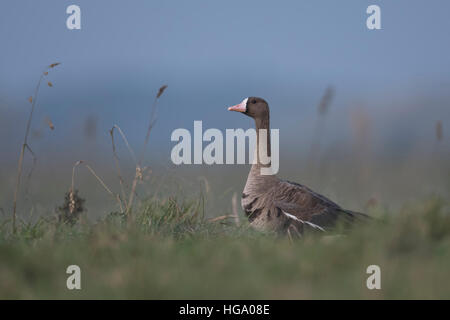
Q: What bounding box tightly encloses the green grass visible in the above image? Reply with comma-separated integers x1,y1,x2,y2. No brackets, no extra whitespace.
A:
1,196,450,299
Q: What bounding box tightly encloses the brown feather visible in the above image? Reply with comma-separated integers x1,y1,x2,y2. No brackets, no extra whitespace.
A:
234,97,371,235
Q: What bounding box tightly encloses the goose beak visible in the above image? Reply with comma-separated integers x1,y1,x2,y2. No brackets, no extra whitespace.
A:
228,98,248,113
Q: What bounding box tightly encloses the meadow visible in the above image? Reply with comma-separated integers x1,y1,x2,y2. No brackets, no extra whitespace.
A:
1,194,450,299
1,64,450,299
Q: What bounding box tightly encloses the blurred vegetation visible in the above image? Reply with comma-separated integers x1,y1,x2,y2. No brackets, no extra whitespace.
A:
1,70,449,299
1,195,450,299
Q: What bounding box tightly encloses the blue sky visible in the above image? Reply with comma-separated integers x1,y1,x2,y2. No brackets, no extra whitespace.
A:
1,0,449,159
1,0,449,87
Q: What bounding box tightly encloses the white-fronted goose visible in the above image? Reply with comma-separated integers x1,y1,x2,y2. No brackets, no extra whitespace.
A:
228,97,370,235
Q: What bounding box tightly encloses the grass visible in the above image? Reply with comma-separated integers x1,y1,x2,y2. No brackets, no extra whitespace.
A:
11,62,166,233
12,63,60,233
1,195,450,299
4,63,449,299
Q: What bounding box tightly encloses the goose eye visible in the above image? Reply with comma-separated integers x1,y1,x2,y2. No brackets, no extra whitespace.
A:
251,99,257,104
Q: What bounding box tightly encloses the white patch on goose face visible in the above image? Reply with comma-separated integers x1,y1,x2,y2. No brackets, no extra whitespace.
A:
282,210,326,232
241,97,248,112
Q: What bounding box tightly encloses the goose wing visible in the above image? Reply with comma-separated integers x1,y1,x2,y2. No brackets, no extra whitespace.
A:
274,180,369,231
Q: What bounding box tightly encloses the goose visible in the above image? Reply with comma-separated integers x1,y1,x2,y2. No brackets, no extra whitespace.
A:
228,97,370,235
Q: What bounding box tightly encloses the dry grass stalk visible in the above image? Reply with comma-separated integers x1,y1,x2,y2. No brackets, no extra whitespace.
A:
307,85,335,176
12,62,60,233
157,85,168,98
109,125,134,212
126,85,167,219
143,84,168,152
45,117,55,130
198,176,211,194
126,168,141,219
436,121,443,142
23,144,37,202
110,128,127,211
71,160,124,213
318,86,334,116
110,125,137,163
231,192,240,226
208,215,237,223
58,189,85,225
69,189,76,214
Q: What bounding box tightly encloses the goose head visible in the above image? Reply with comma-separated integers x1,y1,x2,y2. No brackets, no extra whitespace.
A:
228,97,269,120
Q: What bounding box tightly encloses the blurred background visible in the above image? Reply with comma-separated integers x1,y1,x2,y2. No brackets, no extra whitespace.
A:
1,0,449,220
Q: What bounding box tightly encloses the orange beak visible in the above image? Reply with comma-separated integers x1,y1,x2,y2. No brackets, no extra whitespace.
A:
228,98,248,113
